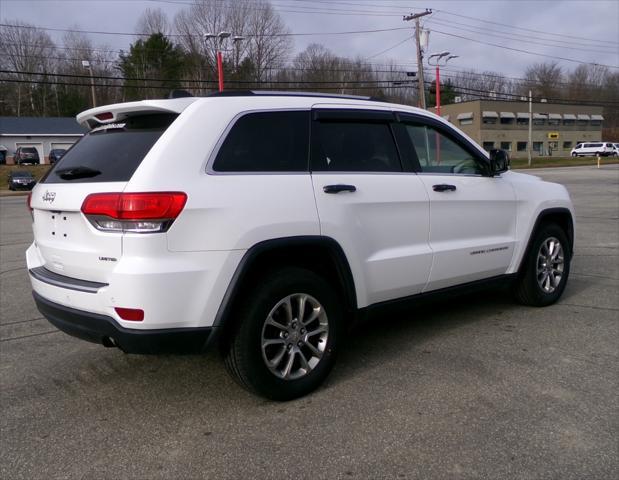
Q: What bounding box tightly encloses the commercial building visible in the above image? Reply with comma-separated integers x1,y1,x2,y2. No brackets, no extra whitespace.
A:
437,100,604,158
0,117,86,164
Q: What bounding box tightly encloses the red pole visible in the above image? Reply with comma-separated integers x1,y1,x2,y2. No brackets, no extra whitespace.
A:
217,51,224,92
435,65,441,116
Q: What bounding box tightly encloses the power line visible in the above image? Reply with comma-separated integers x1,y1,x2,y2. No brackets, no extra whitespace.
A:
426,18,618,55
434,8,619,46
0,22,412,39
3,70,617,107
430,28,619,69
365,36,413,60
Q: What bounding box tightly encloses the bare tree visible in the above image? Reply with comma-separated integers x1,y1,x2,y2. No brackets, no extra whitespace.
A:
173,0,292,89
0,20,57,116
523,61,564,100
245,0,292,82
136,8,171,37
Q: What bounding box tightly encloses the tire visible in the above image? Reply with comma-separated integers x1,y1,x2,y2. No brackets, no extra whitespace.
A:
571,152,577,157
224,267,343,401
514,223,571,307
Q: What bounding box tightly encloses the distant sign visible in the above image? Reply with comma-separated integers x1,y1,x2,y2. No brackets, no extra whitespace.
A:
548,132,560,139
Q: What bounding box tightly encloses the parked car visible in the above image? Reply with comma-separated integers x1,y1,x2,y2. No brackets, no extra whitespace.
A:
8,170,36,191
613,143,619,156
14,147,40,165
570,142,615,157
27,92,575,400
49,148,67,164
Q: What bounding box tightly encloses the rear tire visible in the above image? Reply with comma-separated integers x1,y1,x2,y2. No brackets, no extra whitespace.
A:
571,152,577,157
224,267,342,401
514,223,570,307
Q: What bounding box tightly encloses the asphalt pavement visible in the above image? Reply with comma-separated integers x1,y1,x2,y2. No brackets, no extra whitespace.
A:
1,165,618,479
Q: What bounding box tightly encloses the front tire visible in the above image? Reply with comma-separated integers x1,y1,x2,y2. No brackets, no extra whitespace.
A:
224,267,342,401
515,223,571,307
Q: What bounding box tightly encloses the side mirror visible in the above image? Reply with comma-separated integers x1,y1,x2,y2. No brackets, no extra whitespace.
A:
489,149,510,175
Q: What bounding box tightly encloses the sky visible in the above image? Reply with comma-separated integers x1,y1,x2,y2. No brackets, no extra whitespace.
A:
1,0,618,79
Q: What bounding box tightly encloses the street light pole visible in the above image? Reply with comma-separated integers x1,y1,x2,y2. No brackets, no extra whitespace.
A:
204,32,231,92
82,60,96,108
428,51,456,116
404,9,432,109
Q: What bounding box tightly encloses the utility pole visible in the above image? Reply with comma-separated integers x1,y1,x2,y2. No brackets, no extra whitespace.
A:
528,89,532,166
404,9,432,109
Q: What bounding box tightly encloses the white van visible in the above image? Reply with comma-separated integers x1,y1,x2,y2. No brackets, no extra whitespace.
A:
570,142,615,157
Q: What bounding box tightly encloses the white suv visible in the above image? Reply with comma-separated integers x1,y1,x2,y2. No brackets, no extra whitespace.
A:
27,92,575,400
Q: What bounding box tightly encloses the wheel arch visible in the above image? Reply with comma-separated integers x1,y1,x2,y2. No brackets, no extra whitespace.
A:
517,207,574,274
212,236,358,341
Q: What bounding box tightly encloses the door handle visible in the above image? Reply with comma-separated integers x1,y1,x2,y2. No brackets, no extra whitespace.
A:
323,184,357,194
432,184,457,192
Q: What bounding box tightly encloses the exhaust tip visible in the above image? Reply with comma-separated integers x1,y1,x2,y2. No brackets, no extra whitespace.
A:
102,336,117,348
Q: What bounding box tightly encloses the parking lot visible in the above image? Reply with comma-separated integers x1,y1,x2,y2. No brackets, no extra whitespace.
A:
1,165,617,479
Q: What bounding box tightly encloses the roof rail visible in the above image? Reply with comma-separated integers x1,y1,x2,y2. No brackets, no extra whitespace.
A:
205,90,375,101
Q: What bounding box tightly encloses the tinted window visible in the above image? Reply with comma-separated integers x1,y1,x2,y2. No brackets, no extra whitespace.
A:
311,121,401,172
405,123,484,175
213,111,309,172
43,114,176,184
22,148,37,154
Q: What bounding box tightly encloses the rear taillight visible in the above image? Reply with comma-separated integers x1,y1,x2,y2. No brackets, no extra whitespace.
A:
81,192,187,233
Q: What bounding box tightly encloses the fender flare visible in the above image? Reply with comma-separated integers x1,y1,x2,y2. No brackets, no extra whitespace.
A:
212,235,357,330
516,207,574,274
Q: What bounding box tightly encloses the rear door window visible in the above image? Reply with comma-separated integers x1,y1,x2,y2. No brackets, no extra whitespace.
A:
212,111,309,172
42,113,177,183
311,117,401,172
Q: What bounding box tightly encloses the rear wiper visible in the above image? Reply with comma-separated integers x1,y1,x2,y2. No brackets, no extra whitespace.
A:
56,166,102,180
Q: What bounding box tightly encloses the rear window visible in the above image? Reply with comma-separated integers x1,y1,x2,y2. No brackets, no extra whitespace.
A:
22,148,37,154
12,171,33,177
42,113,177,183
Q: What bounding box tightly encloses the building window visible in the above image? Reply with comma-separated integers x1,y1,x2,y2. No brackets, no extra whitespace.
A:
590,120,602,127
500,141,511,151
457,113,474,126
517,142,527,152
517,115,529,126
533,116,546,126
563,118,575,126
482,141,495,151
500,117,515,125
563,141,573,150
532,142,544,154
483,117,497,125
548,113,561,125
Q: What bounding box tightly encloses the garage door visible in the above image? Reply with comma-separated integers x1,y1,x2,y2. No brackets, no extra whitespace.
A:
15,142,43,164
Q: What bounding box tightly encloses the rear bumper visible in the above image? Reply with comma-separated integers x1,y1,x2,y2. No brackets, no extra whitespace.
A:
33,291,214,354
